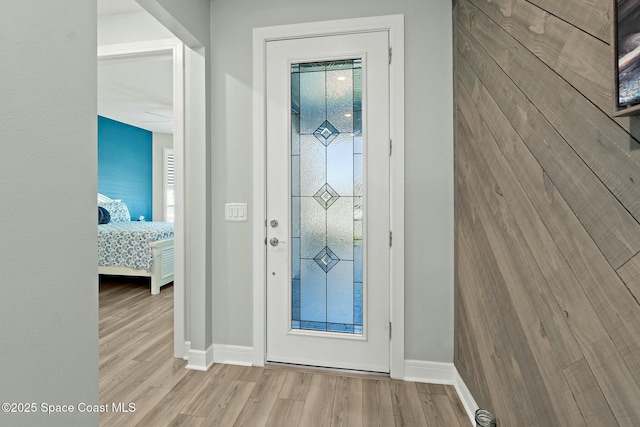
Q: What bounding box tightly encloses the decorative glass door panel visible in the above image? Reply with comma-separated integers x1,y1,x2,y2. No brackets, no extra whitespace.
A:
291,60,363,334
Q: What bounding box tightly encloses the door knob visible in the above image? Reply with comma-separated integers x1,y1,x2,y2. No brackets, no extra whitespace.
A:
270,237,279,246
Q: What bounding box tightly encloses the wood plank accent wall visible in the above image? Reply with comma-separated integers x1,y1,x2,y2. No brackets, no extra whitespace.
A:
453,0,640,424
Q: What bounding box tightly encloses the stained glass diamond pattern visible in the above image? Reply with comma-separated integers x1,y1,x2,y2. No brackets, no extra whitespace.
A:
291,59,362,335
314,246,340,272
313,120,339,146
313,184,339,209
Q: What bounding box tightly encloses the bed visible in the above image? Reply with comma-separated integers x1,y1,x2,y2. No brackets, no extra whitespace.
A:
98,195,174,294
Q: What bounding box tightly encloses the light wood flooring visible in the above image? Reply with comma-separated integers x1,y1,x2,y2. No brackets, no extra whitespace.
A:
99,277,470,426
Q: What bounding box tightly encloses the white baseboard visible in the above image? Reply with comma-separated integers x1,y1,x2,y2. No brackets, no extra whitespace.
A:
184,344,254,370
403,360,456,384
454,369,479,425
213,344,254,366
403,360,478,425
186,344,214,371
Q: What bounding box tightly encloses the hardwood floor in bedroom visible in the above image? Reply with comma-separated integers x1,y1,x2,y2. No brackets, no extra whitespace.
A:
99,278,469,427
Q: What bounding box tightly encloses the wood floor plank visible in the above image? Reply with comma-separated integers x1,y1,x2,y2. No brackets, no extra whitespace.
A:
331,376,363,427
102,385,169,427
167,414,205,427
278,371,313,401
135,370,210,427
419,392,462,427
180,364,237,417
100,355,177,410
150,358,190,390
265,398,305,427
99,277,469,427
297,374,337,427
390,380,429,427
445,385,471,427
232,369,288,427
415,383,447,395
200,379,256,426
237,365,266,382
99,328,150,365
131,330,173,363
100,294,172,337
362,379,395,427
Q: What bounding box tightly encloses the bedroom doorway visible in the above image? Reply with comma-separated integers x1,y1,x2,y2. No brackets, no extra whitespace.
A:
98,39,187,359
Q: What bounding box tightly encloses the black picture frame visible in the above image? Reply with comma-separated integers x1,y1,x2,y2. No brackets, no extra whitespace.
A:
613,0,640,117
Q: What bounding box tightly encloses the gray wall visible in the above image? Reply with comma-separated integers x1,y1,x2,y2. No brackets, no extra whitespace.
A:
210,0,454,362
139,0,211,51
0,2,98,426
98,9,173,45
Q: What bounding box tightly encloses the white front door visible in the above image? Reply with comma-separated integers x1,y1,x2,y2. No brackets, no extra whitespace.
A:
265,31,390,373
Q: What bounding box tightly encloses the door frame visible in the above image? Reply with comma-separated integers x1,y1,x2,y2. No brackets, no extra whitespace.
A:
98,38,186,359
252,15,405,378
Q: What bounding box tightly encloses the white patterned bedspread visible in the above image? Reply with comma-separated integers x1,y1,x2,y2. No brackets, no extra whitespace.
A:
98,222,174,271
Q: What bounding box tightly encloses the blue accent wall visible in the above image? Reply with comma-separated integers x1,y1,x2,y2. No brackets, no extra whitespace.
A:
98,116,152,221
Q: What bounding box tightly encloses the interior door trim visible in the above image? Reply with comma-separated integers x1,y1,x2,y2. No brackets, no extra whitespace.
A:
252,15,405,379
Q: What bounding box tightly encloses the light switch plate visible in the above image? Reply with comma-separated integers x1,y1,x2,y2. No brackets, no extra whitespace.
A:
225,203,248,222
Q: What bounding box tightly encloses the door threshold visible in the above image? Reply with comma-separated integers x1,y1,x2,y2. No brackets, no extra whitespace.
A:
265,361,390,380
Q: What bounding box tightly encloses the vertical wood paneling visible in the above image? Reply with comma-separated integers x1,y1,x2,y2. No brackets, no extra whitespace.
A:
454,0,640,425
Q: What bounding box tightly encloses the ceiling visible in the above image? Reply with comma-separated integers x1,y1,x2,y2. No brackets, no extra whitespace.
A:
97,0,174,134
98,53,174,134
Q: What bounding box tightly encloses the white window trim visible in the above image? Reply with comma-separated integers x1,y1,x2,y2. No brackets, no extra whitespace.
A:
163,147,175,222
252,15,405,378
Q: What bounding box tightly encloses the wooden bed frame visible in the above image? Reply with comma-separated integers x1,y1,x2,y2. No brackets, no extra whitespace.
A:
98,238,174,295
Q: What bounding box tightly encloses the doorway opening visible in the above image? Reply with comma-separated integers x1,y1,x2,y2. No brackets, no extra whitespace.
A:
98,38,186,358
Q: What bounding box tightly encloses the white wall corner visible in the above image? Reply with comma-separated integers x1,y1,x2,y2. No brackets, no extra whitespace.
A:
183,341,191,360
454,369,479,425
185,344,214,371
213,344,254,366
403,360,478,425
